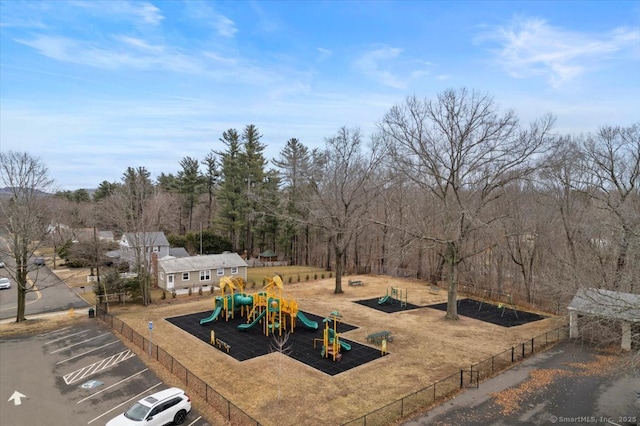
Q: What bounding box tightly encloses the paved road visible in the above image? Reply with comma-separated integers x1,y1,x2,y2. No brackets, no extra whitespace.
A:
0,319,210,425
0,258,90,321
403,341,639,426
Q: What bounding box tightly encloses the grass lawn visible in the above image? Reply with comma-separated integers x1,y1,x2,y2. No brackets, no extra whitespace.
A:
103,273,565,426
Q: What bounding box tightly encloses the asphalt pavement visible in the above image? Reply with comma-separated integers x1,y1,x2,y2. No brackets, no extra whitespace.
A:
0,259,91,322
403,341,639,426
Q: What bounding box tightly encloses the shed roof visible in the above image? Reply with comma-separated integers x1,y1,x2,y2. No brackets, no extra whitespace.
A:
259,249,277,258
567,288,640,322
159,252,247,274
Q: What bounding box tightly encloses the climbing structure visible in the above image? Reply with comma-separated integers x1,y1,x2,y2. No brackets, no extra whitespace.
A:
319,311,351,361
201,274,318,335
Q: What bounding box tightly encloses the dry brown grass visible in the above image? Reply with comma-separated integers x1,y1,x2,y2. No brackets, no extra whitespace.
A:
0,311,87,337
107,275,564,426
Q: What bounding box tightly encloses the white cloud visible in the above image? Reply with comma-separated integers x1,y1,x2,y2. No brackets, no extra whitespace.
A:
69,1,164,25
353,46,407,89
352,46,435,89
15,35,202,73
477,17,640,87
183,1,237,38
113,35,164,53
317,47,333,61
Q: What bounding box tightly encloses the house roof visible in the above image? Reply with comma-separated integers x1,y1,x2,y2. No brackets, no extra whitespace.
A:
168,247,190,258
159,252,247,274
122,232,169,247
567,288,640,322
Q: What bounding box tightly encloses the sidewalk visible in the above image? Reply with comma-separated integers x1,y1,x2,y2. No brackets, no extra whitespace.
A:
0,306,93,325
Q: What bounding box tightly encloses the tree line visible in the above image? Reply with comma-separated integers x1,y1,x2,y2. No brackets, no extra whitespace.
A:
1,89,638,339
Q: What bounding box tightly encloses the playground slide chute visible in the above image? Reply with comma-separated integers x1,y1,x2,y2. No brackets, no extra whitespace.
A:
327,328,351,351
238,309,267,331
200,298,224,325
378,295,391,305
296,311,319,330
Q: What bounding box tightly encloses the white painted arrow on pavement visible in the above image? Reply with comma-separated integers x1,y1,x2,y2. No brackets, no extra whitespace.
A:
8,391,26,406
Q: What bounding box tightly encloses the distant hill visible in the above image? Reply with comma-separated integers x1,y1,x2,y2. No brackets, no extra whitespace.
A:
0,187,53,198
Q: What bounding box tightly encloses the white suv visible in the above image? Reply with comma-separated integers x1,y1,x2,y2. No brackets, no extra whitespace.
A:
106,387,191,426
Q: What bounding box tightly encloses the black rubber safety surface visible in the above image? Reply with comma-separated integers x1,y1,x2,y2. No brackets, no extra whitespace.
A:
354,297,424,313
426,298,546,327
166,310,384,376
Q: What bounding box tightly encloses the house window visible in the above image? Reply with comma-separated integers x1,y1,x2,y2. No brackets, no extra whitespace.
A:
182,272,189,281
160,272,164,281
231,267,238,274
216,268,224,277
200,270,211,281
153,246,159,252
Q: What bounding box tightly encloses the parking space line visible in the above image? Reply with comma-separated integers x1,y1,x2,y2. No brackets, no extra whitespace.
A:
63,349,136,384
87,382,162,424
39,326,72,337
56,341,119,365
188,416,202,425
77,368,149,404
44,329,89,345
50,332,110,354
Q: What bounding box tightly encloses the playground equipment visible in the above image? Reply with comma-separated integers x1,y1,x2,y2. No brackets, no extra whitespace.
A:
315,311,351,361
200,275,318,336
471,293,519,319
200,277,251,325
378,287,407,307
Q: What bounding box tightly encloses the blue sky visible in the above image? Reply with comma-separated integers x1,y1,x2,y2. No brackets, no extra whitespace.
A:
1,1,638,191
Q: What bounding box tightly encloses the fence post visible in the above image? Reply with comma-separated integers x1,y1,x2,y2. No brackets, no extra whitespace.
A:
531,338,534,354
460,370,463,388
511,347,514,362
492,356,495,373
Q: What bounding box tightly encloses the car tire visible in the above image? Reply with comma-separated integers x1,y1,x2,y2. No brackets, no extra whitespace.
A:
173,410,187,425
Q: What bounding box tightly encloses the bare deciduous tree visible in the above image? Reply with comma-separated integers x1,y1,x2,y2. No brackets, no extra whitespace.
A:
306,127,383,294
0,151,55,322
378,88,555,319
97,167,162,306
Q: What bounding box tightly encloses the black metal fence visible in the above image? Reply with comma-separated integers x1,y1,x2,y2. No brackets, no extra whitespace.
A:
96,304,568,426
341,325,570,426
95,306,261,426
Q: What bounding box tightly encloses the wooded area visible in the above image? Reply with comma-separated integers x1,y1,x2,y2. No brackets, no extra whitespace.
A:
1,89,638,349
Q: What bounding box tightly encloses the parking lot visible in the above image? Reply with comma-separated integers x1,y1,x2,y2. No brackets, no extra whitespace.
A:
0,318,210,425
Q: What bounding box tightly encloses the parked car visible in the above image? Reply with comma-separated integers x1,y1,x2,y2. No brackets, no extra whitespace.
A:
34,257,45,266
0,278,11,290
106,387,191,426
0,260,5,268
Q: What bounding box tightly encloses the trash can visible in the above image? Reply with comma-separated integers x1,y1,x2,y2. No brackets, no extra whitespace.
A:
88,308,95,318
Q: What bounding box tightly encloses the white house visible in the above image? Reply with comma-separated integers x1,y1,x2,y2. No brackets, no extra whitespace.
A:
157,252,248,292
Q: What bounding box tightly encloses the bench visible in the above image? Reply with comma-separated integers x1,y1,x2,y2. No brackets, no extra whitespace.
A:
348,280,364,287
429,285,441,294
366,331,393,345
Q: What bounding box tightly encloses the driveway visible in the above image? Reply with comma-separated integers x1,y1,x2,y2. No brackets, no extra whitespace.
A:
403,341,639,426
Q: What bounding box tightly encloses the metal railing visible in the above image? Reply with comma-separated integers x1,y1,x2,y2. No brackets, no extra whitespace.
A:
95,306,261,426
341,325,569,426
96,305,568,426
